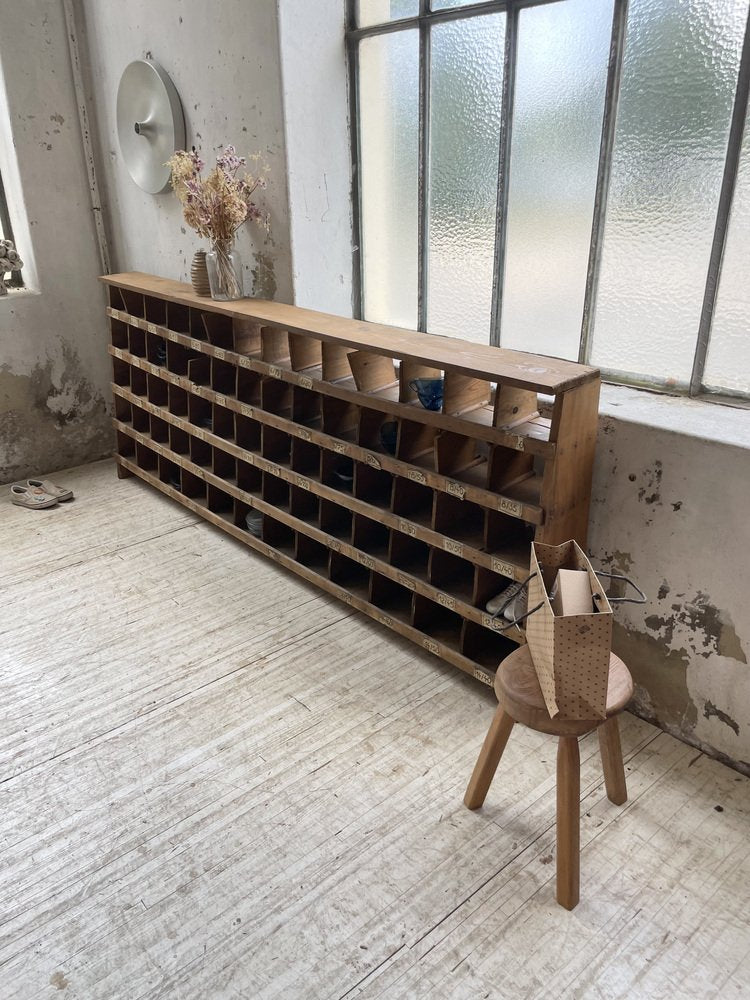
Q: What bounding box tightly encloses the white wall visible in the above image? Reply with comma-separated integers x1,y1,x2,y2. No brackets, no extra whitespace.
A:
80,0,294,302
0,1,111,484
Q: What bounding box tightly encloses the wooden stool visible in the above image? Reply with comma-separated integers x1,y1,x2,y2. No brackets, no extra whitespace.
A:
464,645,634,910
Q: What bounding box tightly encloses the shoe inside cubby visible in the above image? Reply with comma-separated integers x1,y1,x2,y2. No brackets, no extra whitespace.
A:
292,385,322,428
261,426,291,464
207,484,233,516
391,477,433,528
144,295,167,326
321,342,355,383
353,462,392,508
211,358,237,396
262,514,295,554
113,358,130,387
397,420,437,470
190,435,212,469
433,493,484,550
290,437,321,476
168,384,188,417
434,431,487,488
412,594,463,649
358,407,392,454
237,458,262,495
130,367,148,397
351,513,390,559
213,448,236,482
294,533,328,574
213,403,235,441
493,383,539,429
147,373,168,408
188,392,212,431
110,319,129,350
321,449,354,495
484,509,534,567
473,565,515,610
348,350,398,396
289,333,322,373
146,331,168,367
182,468,207,501
159,455,182,491
236,413,262,452
261,326,290,366
262,472,290,510
120,288,145,317
167,302,191,334
289,484,319,523
234,317,262,355
461,620,517,669
114,394,132,423
150,414,169,443
233,498,255,531
128,325,146,358
400,360,442,404
486,444,535,495
428,548,475,604
135,441,157,472
319,498,353,539
187,355,210,387
261,376,292,416
369,573,413,623
201,311,233,349
131,403,150,433
170,425,190,456
388,530,430,579
116,430,135,459
322,396,358,441
328,551,370,600
237,368,262,405
442,371,492,422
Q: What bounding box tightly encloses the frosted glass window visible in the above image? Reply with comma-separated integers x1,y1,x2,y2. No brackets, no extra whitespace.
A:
427,14,505,343
591,0,748,385
357,0,417,28
500,0,612,360
359,31,419,328
432,0,494,8
704,114,750,395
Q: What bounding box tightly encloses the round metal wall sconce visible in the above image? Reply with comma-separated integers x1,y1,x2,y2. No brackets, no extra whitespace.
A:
116,60,185,194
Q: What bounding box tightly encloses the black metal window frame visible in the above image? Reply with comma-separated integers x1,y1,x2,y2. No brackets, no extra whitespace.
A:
0,168,23,289
346,0,750,403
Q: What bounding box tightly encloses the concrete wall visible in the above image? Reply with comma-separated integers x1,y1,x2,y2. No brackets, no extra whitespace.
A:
0,2,111,485
589,389,750,774
79,0,293,303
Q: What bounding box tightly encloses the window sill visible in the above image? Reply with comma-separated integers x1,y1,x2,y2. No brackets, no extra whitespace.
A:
599,383,749,450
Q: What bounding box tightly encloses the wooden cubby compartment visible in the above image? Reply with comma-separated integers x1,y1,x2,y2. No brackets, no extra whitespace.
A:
106,272,600,687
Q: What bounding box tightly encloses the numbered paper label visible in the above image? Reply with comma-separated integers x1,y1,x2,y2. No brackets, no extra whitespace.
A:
398,573,416,591
333,441,347,455
446,481,465,499
437,593,456,611
473,668,494,687
268,365,282,380
214,394,226,407
443,539,463,557
399,519,417,538
500,498,522,517
240,404,254,418
296,476,310,491
358,554,375,570
408,469,426,484
214,348,226,361
300,376,313,390
364,453,381,470
423,638,439,655
491,558,515,578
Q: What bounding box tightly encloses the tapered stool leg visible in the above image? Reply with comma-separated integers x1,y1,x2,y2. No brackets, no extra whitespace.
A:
556,735,580,910
464,707,515,809
598,715,627,806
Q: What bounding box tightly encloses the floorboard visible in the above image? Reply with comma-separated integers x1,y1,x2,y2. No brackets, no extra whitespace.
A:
1,460,748,1000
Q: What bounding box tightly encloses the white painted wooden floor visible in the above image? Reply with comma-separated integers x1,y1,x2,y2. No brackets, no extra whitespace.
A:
2,459,749,1000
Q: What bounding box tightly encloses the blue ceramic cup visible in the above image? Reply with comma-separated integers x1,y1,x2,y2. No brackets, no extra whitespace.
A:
409,377,444,411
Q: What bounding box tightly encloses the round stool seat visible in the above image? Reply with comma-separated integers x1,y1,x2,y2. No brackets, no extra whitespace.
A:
494,645,633,737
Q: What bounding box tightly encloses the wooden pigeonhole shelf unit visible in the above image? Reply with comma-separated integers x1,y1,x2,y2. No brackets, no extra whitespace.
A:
103,273,600,688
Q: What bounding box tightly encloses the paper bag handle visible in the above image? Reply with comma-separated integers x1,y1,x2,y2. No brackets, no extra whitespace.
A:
489,569,647,631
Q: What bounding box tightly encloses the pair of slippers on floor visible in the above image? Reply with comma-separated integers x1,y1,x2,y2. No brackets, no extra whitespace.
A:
10,478,74,509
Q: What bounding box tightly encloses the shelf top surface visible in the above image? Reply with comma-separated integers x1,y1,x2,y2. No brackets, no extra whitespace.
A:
102,272,600,394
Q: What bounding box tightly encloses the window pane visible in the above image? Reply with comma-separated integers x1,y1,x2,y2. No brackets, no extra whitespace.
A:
703,113,750,395
356,0,417,28
427,14,505,343
359,31,419,328
500,0,613,360
431,0,494,8
591,0,748,386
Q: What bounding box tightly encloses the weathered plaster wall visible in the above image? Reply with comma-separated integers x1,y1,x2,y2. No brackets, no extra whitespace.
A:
79,0,293,302
0,2,111,485
589,388,750,774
